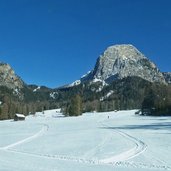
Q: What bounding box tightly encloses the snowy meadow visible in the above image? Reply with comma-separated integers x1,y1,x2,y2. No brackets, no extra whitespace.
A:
0,110,171,171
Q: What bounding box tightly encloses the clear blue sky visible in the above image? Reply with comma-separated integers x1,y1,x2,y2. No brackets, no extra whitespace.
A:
0,0,171,88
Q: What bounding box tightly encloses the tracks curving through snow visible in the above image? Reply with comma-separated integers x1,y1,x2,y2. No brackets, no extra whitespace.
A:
99,120,147,164
0,124,49,150
7,145,171,170
100,129,147,164
0,115,170,170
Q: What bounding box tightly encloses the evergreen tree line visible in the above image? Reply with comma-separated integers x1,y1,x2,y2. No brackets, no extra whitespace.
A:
142,84,171,115
60,77,171,116
0,85,60,120
64,94,82,116
1,76,171,120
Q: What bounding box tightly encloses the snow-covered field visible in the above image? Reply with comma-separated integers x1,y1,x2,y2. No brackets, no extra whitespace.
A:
0,109,171,171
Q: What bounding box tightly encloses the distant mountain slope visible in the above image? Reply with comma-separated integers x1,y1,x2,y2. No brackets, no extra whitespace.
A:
81,44,166,84
0,44,171,120
163,72,171,84
0,62,24,89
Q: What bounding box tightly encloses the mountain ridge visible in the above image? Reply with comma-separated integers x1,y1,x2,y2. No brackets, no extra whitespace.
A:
0,62,24,89
163,72,171,84
0,44,171,119
80,44,166,85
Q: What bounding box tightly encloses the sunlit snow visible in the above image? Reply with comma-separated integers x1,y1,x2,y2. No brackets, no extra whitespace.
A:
0,110,171,171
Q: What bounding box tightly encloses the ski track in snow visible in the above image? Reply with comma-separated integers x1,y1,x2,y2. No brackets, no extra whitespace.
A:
0,124,49,150
6,148,171,170
0,116,171,170
83,132,113,158
100,128,147,163
98,121,171,170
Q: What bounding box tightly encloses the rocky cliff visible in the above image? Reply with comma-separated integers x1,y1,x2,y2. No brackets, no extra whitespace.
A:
163,72,171,84
0,62,24,89
81,44,166,84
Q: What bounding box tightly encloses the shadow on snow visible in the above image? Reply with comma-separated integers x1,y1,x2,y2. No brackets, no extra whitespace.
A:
100,122,171,132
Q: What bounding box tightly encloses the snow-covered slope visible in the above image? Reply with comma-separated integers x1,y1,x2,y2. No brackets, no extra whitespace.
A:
67,80,81,87
0,109,171,171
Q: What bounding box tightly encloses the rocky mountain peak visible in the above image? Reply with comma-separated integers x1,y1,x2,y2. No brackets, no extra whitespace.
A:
105,44,146,60
163,72,171,84
0,62,24,89
81,44,166,84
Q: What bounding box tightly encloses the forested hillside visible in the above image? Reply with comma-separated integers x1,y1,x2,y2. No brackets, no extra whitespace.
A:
1,44,171,119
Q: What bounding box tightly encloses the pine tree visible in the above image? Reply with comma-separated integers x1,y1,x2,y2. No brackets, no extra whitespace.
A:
0,103,9,120
68,94,82,116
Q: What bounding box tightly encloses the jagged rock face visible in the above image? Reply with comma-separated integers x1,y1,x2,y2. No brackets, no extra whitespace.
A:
0,63,24,89
82,44,166,84
163,72,171,84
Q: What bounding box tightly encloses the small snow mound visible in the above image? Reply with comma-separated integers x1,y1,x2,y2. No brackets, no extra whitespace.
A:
100,90,114,101
68,80,81,87
33,86,40,92
50,92,58,99
81,71,91,78
92,78,102,83
35,109,63,118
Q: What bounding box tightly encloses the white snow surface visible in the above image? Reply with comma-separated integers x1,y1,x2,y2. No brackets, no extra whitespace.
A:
81,71,91,78
50,92,58,99
15,114,25,118
92,78,103,83
0,109,171,171
100,90,114,101
68,80,81,87
33,86,40,92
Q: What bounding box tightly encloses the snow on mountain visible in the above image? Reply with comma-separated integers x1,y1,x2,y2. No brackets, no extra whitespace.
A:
100,90,114,101
50,92,58,99
81,71,91,79
33,86,41,92
65,44,168,90
67,80,81,87
13,88,23,100
90,79,108,92
81,44,166,84
92,78,103,83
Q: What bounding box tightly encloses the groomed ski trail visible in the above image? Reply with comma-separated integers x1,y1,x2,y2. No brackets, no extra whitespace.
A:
0,124,49,150
1,113,170,171
6,148,171,170
100,129,147,163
